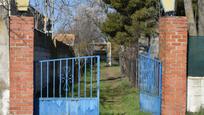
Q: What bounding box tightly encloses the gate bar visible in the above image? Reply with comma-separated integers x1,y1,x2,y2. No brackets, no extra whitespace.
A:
47,62,49,97
53,61,55,97
72,59,74,98
66,59,68,98
40,62,42,98
78,59,81,97
59,60,62,97
39,56,100,99
84,58,87,97
90,57,93,98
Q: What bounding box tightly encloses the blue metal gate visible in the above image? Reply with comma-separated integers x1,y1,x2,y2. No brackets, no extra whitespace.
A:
35,56,100,115
138,54,162,115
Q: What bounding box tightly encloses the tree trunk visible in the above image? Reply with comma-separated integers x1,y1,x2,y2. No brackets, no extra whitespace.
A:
184,0,197,36
198,0,204,36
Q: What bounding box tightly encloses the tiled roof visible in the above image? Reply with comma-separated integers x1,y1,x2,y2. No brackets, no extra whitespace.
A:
53,34,75,46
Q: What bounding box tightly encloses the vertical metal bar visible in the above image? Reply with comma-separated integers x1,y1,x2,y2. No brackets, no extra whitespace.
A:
72,59,74,97
97,56,100,115
154,60,156,94
66,59,68,98
59,60,62,97
84,58,87,97
97,56,100,99
90,57,93,97
159,62,162,115
53,61,55,97
40,62,43,98
157,61,159,95
47,62,49,98
78,58,81,97
138,55,140,90
155,60,157,95
159,62,162,97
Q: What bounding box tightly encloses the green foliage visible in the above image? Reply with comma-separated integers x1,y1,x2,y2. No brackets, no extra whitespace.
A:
101,0,159,46
99,63,150,115
187,108,204,115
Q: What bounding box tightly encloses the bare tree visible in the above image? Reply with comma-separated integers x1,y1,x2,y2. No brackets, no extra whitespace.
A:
184,0,197,36
198,0,204,36
57,1,107,56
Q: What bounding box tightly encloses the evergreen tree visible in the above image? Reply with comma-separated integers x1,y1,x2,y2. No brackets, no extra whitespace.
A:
101,0,159,46
101,0,159,87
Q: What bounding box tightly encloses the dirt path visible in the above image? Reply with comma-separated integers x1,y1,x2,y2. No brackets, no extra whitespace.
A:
99,64,149,115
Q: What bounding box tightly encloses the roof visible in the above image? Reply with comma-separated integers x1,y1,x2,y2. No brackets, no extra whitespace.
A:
53,34,75,46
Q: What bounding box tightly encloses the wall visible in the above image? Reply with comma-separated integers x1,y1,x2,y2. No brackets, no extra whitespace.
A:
0,6,9,115
159,17,188,115
8,7,74,114
187,77,204,112
187,36,204,112
10,16,34,115
188,36,204,76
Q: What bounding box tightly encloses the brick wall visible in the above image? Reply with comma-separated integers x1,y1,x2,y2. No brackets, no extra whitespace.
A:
159,17,188,115
10,16,34,115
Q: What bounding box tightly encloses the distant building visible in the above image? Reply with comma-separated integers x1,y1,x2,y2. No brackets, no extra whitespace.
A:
53,34,75,46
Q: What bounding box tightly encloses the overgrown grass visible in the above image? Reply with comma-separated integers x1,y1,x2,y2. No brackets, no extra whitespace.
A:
187,108,204,115
99,63,149,115
50,63,148,114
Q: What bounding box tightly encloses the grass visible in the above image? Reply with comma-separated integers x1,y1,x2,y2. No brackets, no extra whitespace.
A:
187,108,204,115
42,62,149,115
99,63,149,115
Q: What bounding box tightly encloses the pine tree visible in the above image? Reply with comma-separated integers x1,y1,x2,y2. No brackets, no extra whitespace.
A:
101,0,159,87
101,0,159,46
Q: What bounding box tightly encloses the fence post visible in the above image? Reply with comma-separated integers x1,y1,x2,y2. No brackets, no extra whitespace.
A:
9,16,34,115
159,17,188,115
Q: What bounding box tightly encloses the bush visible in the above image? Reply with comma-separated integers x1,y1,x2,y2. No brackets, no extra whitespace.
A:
187,108,204,115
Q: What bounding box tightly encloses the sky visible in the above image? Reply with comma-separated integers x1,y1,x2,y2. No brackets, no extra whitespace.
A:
29,0,88,32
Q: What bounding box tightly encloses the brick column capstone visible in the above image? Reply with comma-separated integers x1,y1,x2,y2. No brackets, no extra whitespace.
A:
9,16,34,115
159,17,188,115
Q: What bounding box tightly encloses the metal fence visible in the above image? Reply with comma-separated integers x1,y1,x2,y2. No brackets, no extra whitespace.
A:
119,46,138,87
138,54,162,115
138,54,162,96
39,56,100,98
35,56,100,115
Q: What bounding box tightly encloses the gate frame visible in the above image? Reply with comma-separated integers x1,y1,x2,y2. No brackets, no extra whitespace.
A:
138,54,162,115
35,56,100,115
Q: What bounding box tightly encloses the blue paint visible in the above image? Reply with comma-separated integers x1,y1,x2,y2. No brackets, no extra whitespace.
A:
37,56,100,115
72,59,74,98
40,62,42,98
138,54,162,115
66,59,68,98
53,61,55,97
47,62,49,97
90,58,93,97
40,56,99,62
97,56,100,115
140,93,161,115
84,58,87,97
59,60,62,97
78,59,81,97
38,98,98,115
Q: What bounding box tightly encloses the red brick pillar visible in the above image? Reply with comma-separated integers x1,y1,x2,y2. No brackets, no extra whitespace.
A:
9,16,34,115
159,17,188,115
